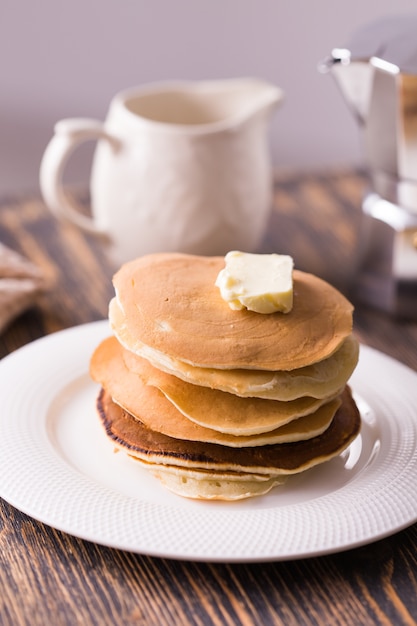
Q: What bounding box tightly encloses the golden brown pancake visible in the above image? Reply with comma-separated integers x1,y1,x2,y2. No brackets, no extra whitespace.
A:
111,253,354,370
96,386,361,476
116,313,359,402
90,337,340,445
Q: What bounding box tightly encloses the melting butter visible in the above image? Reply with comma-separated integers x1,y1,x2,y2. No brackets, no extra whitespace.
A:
215,251,294,314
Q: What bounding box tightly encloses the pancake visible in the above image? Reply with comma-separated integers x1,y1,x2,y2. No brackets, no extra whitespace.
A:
111,253,354,370
114,303,359,401
128,353,342,436
130,459,286,500
96,385,361,476
90,337,340,445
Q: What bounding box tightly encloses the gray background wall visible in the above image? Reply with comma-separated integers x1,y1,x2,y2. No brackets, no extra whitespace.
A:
2,0,417,196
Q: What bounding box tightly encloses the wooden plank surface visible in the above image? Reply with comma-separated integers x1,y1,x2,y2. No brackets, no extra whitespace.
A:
1,171,417,626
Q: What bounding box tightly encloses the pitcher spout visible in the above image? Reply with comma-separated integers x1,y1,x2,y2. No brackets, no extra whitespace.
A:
318,48,373,123
228,78,284,125
319,15,417,125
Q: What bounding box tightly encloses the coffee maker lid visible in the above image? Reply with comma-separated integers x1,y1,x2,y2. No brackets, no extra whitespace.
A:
343,15,417,73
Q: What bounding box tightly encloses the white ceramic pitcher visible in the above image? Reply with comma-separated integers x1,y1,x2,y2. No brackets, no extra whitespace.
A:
40,79,283,265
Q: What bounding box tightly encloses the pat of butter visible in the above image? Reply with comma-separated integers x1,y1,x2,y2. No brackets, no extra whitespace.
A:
215,251,294,314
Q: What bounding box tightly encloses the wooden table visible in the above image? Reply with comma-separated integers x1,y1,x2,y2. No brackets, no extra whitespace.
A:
1,170,417,626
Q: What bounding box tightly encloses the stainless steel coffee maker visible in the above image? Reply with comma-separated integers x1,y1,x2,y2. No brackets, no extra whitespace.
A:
320,15,417,317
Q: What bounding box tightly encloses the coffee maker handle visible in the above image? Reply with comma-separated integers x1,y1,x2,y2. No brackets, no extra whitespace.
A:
39,118,119,235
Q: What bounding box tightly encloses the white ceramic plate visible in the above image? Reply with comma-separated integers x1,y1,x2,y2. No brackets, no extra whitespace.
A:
1,321,417,562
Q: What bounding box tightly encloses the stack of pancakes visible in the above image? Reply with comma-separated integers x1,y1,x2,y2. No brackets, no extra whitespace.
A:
90,253,361,501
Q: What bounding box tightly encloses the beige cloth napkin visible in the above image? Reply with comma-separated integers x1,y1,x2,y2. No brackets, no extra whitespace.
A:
0,243,45,334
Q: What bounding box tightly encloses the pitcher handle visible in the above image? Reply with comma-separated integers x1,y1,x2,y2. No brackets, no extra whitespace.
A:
39,118,119,235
